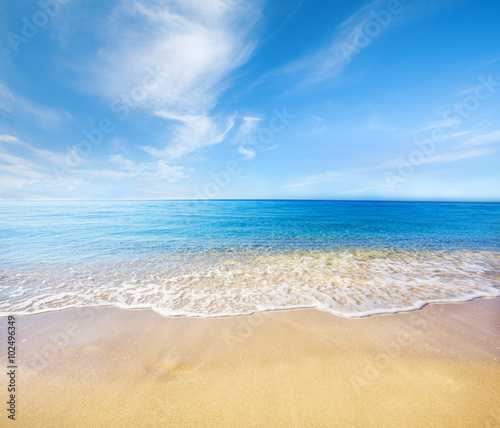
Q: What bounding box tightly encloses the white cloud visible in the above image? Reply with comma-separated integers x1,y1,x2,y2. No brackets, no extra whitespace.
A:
233,115,262,143
285,170,346,190
110,154,191,182
411,119,461,133
0,134,67,165
143,112,235,159
475,56,500,69
0,134,19,143
0,133,193,199
237,145,255,160
231,115,279,159
0,143,89,198
87,0,262,159
457,84,485,96
266,0,447,91
342,183,385,195
302,114,328,135
463,130,500,147
0,82,64,128
0,151,38,170
276,0,396,86
0,83,15,114
421,148,497,164
364,115,397,131
285,145,496,191
285,160,399,190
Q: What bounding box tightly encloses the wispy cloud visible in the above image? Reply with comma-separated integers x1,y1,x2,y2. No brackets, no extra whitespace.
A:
109,154,191,182
363,115,397,131
342,183,386,195
0,134,19,143
233,115,262,143
458,84,487,96
475,56,500,70
264,0,451,93
0,134,67,165
463,130,500,147
276,0,409,87
302,114,328,135
237,145,256,160
421,148,497,165
0,134,192,199
86,0,263,159
285,160,400,190
411,119,461,133
0,82,65,128
143,112,236,159
233,115,262,160
229,114,279,160
0,137,91,198
286,146,496,191
284,170,346,190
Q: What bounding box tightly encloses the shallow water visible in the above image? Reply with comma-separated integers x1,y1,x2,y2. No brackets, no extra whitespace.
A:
1,200,499,317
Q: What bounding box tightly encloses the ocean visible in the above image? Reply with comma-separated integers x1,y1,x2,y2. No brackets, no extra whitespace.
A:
0,200,499,317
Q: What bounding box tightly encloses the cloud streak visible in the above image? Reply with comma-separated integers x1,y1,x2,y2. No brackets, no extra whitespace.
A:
0,82,64,128
276,0,407,87
143,112,235,159
463,130,500,147
0,135,192,199
286,147,496,191
110,154,191,181
88,0,263,159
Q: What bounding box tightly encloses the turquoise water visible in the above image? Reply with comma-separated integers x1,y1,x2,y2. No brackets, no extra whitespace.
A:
1,201,499,317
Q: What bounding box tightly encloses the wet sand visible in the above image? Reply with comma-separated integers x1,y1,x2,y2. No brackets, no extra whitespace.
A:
2,298,500,427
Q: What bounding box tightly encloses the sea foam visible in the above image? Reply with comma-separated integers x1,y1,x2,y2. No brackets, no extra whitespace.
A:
1,248,499,318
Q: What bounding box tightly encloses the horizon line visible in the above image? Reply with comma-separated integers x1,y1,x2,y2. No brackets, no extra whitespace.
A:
1,199,499,203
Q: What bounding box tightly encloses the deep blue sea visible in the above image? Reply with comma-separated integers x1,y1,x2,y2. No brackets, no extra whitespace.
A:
1,200,499,317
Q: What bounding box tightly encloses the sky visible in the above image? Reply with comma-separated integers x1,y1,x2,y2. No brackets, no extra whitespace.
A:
0,0,499,201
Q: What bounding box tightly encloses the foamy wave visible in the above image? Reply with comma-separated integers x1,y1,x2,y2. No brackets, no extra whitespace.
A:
1,249,499,318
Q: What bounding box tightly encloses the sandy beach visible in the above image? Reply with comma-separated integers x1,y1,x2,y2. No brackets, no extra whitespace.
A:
2,297,500,427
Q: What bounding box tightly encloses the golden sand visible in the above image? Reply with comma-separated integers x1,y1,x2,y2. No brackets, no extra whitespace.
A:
3,298,500,427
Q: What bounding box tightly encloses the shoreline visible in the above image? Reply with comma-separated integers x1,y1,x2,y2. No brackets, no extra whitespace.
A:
2,297,500,426
2,292,500,321
3,247,498,320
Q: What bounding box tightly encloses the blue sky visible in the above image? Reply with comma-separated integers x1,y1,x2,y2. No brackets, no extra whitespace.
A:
0,0,499,200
